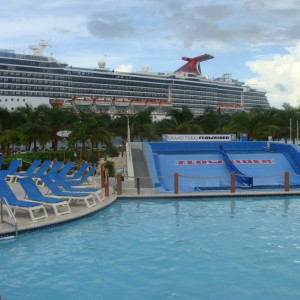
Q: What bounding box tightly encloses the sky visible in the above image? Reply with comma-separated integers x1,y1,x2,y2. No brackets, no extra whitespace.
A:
1,0,300,109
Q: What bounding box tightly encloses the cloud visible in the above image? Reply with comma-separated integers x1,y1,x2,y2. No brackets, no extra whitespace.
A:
156,0,300,51
115,64,134,72
246,43,300,108
87,16,137,39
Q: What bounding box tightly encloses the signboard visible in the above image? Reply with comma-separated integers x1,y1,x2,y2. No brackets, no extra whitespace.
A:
162,134,236,142
176,159,274,165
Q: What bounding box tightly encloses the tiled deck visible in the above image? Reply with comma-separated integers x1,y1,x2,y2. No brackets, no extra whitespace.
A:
0,176,117,238
0,193,117,238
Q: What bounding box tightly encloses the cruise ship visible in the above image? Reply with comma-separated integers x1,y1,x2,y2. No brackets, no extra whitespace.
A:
0,41,270,120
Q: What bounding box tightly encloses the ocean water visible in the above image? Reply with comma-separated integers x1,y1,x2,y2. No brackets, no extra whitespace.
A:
1,197,300,299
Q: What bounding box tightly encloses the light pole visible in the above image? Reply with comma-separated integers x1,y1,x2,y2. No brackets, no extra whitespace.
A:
290,118,292,143
127,115,130,143
297,120,299,145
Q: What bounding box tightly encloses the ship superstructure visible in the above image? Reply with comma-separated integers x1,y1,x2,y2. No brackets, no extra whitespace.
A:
0,41,270,120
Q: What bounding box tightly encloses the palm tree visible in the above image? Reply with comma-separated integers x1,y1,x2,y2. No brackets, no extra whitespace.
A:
89,113,113,152
13,104,45,151
0,107,13,152
37,105,78,151
131,108,160,141
155,107,201,135
225,109,279,140
276,103,300,143
194,108,230,134
110,115,128,142
69,111,112,152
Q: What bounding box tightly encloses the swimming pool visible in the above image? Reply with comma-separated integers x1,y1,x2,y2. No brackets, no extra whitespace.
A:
1,196,300,299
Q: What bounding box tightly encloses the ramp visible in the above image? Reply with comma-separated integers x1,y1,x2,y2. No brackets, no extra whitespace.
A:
219,145,253,187
224,152,299,188
151,150,300,192
131,148,154,188
154,152,230,192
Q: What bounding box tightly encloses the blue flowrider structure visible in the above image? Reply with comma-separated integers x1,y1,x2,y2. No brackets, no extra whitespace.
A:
143,141,300,192
219,144,253,187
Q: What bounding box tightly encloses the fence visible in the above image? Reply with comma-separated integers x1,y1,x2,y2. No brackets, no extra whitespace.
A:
111,171,295,196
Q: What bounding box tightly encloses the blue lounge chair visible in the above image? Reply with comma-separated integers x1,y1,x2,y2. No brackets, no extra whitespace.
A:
18,177,71,216
0,170,9,180
0,179,48,221
32,160,53,177
57,162,75,177
55,166,97,186
6,159,42,183
31,160,53,185
12,159,42,176
46,161,64,175
53,176,104,202
61,162,90,180
2,159,22,183
4,159,22,173
39,175,97,208
46,161,76,181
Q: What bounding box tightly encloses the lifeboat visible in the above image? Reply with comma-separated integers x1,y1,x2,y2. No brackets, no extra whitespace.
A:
217,103,244,109
49,99,64,106
93,97,112,106
62,100,73,107
159,101,172,108
114,98,130,106
73,97,93,106
130,100,146,106
145,101,161,106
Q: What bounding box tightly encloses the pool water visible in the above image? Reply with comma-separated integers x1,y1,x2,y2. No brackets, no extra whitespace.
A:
1,197,300,299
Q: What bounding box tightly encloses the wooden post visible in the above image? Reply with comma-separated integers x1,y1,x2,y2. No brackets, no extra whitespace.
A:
230,171,236,193
174,172,179,194
284,171,290,192
18,159,22,172
116,173,122,195
101,164,105,188
105,182,109,197
97,148,100,160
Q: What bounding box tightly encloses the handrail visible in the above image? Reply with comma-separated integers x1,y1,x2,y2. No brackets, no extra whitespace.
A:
0,197,18,237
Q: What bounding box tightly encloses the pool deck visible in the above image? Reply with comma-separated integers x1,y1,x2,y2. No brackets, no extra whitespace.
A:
0,176,118,238
2,173,300,238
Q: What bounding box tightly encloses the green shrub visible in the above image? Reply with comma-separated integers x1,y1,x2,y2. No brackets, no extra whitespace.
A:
104,160,115,177
107,146,119,157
